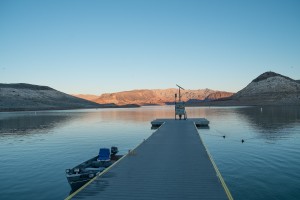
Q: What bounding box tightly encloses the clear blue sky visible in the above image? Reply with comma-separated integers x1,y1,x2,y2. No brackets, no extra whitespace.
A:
1,0,299,95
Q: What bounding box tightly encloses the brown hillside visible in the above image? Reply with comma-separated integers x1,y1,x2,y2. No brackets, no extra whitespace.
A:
90,88,233,105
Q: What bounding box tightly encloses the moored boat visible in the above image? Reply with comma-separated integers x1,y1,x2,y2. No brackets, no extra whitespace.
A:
65,146,122,191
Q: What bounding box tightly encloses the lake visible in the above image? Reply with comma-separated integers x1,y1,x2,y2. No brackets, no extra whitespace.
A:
0,106,299,200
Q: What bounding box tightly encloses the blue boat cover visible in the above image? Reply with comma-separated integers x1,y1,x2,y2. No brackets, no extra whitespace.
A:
98,148,110,161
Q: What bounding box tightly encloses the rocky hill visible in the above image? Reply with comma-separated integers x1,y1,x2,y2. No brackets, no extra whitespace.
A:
200,71,300,106
76,89,234,106
0,83,117,111
231,71,300,105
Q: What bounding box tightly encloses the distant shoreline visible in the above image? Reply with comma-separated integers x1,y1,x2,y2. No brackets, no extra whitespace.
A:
0,104,140,113
2,103,300,113
185,100,300,107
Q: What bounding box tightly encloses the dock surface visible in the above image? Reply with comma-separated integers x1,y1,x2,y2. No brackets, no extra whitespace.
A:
68,119,231,200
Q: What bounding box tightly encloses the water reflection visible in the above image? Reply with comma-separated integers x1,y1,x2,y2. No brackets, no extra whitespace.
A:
2,106,299,140
95,106,174,122
0,112,75,137
0,107,173,138
235,106,300,135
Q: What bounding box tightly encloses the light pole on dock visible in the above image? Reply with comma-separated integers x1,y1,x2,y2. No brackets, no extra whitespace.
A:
175,84,187,120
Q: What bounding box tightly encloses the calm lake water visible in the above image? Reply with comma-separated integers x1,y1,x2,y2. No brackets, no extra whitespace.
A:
0,106,299,200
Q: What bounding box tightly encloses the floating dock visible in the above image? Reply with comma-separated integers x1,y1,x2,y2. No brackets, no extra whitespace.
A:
151,118,209,128
66,118,233,200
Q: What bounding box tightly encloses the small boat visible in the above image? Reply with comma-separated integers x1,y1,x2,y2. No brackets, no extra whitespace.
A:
65,146,122,191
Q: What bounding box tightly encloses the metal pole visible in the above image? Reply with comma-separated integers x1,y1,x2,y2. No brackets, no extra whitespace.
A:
176,84,184,102
175,94,177,120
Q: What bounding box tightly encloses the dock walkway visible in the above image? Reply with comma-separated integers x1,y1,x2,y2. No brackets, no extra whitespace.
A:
67,119,232,200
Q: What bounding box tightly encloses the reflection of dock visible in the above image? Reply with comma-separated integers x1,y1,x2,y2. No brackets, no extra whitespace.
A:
66,119,232,200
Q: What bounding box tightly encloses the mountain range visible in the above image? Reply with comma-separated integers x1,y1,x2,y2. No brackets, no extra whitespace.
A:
74,71,300,106
1,71,299,112
75,89,233,106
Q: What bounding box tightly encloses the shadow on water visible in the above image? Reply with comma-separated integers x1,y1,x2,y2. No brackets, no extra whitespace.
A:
234,106,300,139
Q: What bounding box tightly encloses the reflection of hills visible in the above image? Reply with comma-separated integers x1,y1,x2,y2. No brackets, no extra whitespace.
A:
235,106,300,138
0,113,74,136
89,106,223,123
91,107,175,123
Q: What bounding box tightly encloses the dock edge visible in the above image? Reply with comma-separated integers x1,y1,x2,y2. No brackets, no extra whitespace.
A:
194,123,234,200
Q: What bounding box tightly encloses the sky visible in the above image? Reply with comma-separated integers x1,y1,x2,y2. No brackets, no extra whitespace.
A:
1,0,300,95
